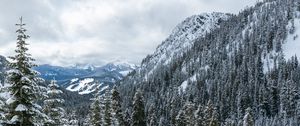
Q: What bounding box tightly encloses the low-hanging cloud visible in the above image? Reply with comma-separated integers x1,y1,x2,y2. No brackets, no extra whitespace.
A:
0,0,258,66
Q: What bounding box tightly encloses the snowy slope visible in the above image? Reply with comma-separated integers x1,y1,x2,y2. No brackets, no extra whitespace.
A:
58,61,136,95
140,12,230,78
65,77,110,95
118,1,300,125
283,12,300,59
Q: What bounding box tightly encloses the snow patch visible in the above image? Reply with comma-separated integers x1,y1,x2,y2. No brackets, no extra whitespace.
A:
66,78,109,95
283,13,300,59
78,83,102,95
70,78,79,83
10,115,20,123
6,97,16,105
179,81,188,92
66,78,94,92
15,104,27,111
99,85,109,92
178,74,197,93
200,65,210,71
119,70,131,76
263,51,276,73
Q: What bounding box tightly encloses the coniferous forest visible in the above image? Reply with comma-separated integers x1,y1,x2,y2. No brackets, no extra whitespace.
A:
1,0,300,126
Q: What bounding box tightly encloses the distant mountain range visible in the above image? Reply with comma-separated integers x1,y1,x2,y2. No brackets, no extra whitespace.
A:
0,54,136,95
34,60,136,95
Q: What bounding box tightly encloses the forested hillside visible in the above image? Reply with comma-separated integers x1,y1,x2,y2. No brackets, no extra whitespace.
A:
1,0,300,126
118,0,300,125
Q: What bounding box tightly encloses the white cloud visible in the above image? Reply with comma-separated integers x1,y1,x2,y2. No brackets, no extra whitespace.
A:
0,0,258,66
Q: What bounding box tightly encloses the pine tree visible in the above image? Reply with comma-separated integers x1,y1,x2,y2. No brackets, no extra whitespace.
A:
89,97,102,126
5,17,46,125
203,100,219,126
195,104,205,126
89,90,103,126
124,108,131,126
43,79,66,126
175,107,186,126
243,108,254,126
104,89,112,126
131,89,146,126
175,101,195,126
147,104,157,126
0,88,7,124
111,86,125,126
208,110,219,126
67,111,79,126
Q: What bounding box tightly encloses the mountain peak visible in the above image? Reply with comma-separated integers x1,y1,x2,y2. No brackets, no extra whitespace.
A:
141,12,231,75
70,63,96,70
170,12,231,40
106,60,137,70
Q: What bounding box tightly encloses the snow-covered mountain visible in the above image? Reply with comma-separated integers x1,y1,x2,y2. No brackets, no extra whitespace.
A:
35,61,136,95
118,0,300,125
141,12,230,78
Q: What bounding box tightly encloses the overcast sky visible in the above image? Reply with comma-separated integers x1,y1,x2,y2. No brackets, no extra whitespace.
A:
0,0,258,67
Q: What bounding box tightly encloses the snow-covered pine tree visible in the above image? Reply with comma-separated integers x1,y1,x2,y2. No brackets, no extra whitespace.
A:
5,17,46,125
111,86,125,126
67,111,79,126
158,117,167,126
209,110,219,126
243,107,254,126
194,104,205,126
0,90,7,124
175,107,186,126
124,108,131,126
175,101,196,126
0,81,12,124
89,88,103,126
0,84,7,123
203,100,219,126
147,104,157,126
104,89,112,126
131,89,146,126
43,79,66,126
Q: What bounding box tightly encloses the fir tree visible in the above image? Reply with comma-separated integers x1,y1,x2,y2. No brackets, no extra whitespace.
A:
175,108,186,126
111,86,125,126
5,17,46,125
203,100,219,126
124,108,131,126
68,111,79,126
43,79,66,126
89,89,103,126
0,90,7,124
208,110,219,126
243,107,254,126
104,90,112,126
89,98,102,126
147,104,157,126
175,101,195,126
195,104,205,126
131,89,146,126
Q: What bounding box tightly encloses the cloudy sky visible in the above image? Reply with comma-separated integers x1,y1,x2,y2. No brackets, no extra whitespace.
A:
0,0,258,67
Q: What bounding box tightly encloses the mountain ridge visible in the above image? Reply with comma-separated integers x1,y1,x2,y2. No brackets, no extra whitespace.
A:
118,0,300,125
139,12,231,82
35,61,136,95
